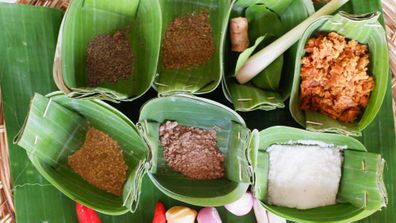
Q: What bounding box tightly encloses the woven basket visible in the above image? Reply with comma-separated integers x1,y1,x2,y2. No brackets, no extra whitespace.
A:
0,0,395,222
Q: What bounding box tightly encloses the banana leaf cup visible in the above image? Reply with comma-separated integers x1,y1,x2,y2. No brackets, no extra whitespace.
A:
53,0,162,102
154,0,230,95
138,94,252,206
289,11,389,136
14,92,148,215
14,93,252,213
252,126,387,223
15,93,387,221
222,0,315,111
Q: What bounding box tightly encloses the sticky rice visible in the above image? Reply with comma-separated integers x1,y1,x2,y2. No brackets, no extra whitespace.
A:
266,141,343,209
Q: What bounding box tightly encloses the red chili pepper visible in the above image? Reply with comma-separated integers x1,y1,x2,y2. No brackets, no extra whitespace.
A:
76,202,102,223
152,201,166,223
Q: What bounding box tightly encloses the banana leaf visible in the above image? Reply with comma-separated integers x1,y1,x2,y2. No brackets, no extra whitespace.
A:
0,3,79,222
289,11,389,136
98,175,257,222
15,92,149,215
233,0,293,15
154,0,230,95
138,94,251,206
14,93,388,222
54,0,162,102
222,0,315,111
236,35,284,91
258,0,294,15
250,126,386,223
245,5,284,39
15,92,253,209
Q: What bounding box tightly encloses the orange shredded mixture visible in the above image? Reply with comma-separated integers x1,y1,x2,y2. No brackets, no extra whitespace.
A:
300,32,375,122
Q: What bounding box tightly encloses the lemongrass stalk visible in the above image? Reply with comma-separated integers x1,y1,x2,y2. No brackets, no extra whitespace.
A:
235,0,350,84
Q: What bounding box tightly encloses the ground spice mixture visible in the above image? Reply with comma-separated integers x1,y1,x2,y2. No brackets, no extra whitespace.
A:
159,121,224,180
162,10,216,69
300,32,375,122
86,30,134,86
68,127,129,196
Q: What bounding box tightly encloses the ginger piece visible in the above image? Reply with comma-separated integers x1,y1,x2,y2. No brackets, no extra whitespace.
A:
230,17,249,52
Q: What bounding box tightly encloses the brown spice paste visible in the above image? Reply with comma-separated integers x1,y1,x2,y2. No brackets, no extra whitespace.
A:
162,10,216,69
159,121,225,180
300,32,375,122
68,127,128,196
86,31,134,87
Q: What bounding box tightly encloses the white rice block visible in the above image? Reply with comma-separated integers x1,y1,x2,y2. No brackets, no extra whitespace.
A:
266,144,343,210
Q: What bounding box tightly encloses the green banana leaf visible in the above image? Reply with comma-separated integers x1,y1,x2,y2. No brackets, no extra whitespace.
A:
154,0,230,95
15,93,387,221
138,94,251,206
15,92,253,210
251,126,386,223
258,0,294,15
0,3,78,222
15,92,148,215
223,0,315,111
246,5,284,39
244,5,285,92
236,35,284,91
1,1,396,223
289,12,389,136
55,0,162,102
98,175,257,222
233,0,293,15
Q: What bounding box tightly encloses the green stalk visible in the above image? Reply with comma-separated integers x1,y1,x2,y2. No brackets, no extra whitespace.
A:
235,0,349,84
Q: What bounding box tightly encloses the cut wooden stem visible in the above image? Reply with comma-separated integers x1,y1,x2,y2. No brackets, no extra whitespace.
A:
235,0,350,84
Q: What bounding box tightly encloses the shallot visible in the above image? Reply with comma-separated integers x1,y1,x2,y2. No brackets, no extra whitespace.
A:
224,192,253,216
253,198,286,223
197,207,222,223
253,199,268,223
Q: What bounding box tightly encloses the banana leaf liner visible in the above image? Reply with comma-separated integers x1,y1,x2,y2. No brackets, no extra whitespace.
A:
289,11,389,136
14,92,149,215
138,94,252,206
53,0,162,102
154,0,231,95
250,126,387,223
14,93,252,213
222,0,315,111
14,93,387,222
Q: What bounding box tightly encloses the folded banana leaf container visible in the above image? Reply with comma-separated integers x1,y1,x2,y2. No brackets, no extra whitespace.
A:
154,0,230,95
15,92,387,222
54,0,162,102
290,12,389,136
222,0,315,111
55,0,232,101
252,127,387,223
